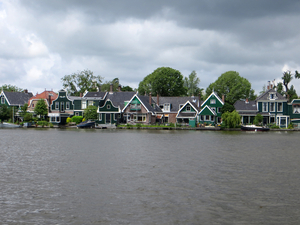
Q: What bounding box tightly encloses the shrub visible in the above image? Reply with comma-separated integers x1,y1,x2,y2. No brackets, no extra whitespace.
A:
270,124,280,129
288,123,294,129
136,123,142,129
126,123,132,129
71,116,83,124
169,123,175,127
23,113,32,122
49,123,54,128
66,117,72,124
37,120,49,127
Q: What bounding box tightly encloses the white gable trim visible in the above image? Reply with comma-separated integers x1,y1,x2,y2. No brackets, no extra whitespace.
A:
201,91,224,107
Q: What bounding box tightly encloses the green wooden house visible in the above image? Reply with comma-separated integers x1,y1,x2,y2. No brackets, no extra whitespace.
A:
176,101,199,127
198,91,224,125
287,99,300,128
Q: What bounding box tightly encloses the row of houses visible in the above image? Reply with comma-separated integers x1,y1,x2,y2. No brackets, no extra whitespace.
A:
1,82,300,128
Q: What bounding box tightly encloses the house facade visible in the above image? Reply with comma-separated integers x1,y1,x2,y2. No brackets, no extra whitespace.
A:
198,92,224,125
27,90,58,114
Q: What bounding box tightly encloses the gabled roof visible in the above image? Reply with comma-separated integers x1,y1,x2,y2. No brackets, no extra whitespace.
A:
201,91,224,107
28,90,58,106
152,96,201,112
256,88,287,101
3,91,33,106
122,94,162,114
105,92,136,110
198,105,217,116
234,100,257,111
176,101,199,118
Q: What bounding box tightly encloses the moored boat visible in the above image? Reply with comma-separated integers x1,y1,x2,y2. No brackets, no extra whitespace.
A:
77,120,95,128
241,125,270,131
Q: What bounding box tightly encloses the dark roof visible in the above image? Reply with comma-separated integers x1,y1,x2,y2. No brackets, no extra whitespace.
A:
234,100,257,111
4,91,33,106
84,91,107,98
105,92,136,109
152,96,201,112
256,88,287,101
138,95,162,113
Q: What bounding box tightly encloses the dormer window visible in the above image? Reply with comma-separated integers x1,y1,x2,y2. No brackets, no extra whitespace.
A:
164,103,170,111
269,92,277,100
186,106,191,111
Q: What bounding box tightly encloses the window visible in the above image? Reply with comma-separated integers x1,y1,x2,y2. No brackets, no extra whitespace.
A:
211,107,216,112
164,103,170,111
186,106,191,111
270,102,275,112
55,102,59,109
51,117,55,122
61,102,64,111
88,101,93,106
262,102,268,112
82,101,86,109
270,116,275,123
56,117,60,122
211,116,214,121
217,107,221,113
205,115,210,121
107,105,111,109
1,97,4,104
200,115,204,121
179,104,183,109
99,114,102,120
277,102,283,112
293,105,300,114
75,112,79,116
66,102,70,109
210,99,216,104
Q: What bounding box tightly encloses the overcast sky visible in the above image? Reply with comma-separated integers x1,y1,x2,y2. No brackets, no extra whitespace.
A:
1,0,300,95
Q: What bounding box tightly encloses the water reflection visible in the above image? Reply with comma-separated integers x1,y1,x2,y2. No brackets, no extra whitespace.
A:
1,129,300,224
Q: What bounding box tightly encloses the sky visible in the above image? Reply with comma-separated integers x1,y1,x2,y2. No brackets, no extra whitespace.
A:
1,0,300,96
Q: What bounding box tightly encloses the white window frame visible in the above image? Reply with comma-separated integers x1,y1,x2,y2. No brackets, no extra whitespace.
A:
1,97,4,104
186,106,191,111
270,102,275,112
55,102,59,110
277,102,283,112
82,101,87,109
210,99,216,104
99,114,102,120
262,102,268,112
66,102,70,109
88,100,93,106
164,103,170,111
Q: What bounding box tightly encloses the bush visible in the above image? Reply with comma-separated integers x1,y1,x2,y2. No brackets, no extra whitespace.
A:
126,123,132,129
66,117,72,124
37,120,49,127
136,123,142,129
288,123,294,129
270,124,280,129
71,116,83,124
169,123,175,127
23,113,33,122
49,123,54,128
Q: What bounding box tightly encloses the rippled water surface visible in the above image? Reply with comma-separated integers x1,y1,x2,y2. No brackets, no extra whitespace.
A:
1,128,300,224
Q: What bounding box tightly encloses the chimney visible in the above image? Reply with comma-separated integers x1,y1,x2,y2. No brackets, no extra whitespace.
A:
118,85,122,92
222,95,225,103
245,98,249,103
157,94,159,106
110,84,113,93
149,92,152,105
24,89,28,93
267,81,270,90
198,92,201,109
80,93,83,97
48,94,51,112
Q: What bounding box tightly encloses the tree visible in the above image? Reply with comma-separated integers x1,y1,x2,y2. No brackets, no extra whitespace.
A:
206,71,255,105
138,67,187,96
0,105,10,122
278,70,299,101
221,110,241,128
83,105,98,120
0,84,23,92
253,113,263,125
101,78,119,92
34,99,48,119
221,102,235,113
19,103,28,118
184,71,202,96
61,69,103,96
121,86,134,92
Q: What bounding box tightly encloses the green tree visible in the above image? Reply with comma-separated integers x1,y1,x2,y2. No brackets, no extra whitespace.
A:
0,84,23,92
121,86,134,92
138,67,187,96
221,102,235,113
0,105,10,122
34,99,48,119
61,69,103,96
83,105,98,120
101,78,119,92
221,110,241,128
19,103,28,118
253,113,263,125
206,71,255,105
276,82,285,96
184,70,202,96
279,70,299,101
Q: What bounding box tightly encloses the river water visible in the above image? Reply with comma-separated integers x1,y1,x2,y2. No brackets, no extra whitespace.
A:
1,128,300,224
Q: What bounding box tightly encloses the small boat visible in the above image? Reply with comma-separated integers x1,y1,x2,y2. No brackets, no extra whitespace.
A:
0,122,21,128
241,125,270,131
77,120,95,128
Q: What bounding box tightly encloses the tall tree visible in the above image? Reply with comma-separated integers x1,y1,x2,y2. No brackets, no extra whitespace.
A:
138,67,186,96
279,70,299,101
0,84,23,92
121,86,134,92
61,69,103,96
206,71,255,105
34,99,48,119
184,71,202,96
